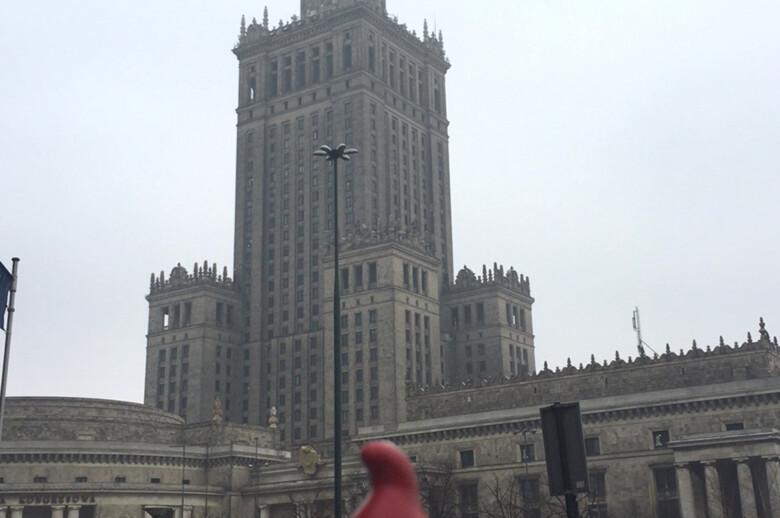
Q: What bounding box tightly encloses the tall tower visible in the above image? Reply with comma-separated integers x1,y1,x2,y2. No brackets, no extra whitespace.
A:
232,0,452,444
144,263,243,423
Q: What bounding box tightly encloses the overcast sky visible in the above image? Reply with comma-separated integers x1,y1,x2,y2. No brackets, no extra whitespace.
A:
3,0,780,402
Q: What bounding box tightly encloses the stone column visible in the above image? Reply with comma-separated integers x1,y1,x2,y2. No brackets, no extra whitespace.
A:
736,458,758,518
675,463,697,518
764,457,780,518
259,505,270,518
9,506,24,518
66,505,81,518
51,506,66,518
183,506,193,518
703,461,723,518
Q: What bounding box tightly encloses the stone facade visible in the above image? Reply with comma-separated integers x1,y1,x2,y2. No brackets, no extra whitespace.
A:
143,0,534,450
228,0,456,443
145,262,243,424
0,398,288,518
6,331,780,517
441,264,535,381
125,2,780,517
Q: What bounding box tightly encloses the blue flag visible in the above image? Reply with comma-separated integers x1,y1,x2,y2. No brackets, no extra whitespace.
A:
0,261,11,330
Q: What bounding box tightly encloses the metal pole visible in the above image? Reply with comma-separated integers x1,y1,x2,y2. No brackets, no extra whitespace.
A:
205,443,209,518
523,430,530,476
333,156,343,518
254,437,259,518
0,257,20,444
181,442,186,518
315,144,356,518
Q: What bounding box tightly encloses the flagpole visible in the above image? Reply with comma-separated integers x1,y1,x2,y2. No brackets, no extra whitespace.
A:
0,257,20,444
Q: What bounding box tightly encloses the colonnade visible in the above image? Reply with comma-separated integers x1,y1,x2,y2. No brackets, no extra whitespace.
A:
0,506,81,518
676,457,780,518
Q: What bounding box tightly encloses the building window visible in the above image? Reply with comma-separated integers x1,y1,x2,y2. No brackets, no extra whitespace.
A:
725,422,744,431
34,476,48,483
75,476,88,483
653,430,670,448
459,483,479,518
585,437,601,456
517,477,541,516
588,471,607,509
460,450,475,468
521,443,535,462
654,467,680,518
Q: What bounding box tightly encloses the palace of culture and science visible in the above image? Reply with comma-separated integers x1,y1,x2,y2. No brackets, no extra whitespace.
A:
143,0,535,446
2,2,778,517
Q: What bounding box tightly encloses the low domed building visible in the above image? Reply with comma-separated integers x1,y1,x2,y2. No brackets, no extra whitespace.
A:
0,397,289,518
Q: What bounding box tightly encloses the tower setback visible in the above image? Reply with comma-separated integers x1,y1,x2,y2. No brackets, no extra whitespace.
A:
144,0,534,448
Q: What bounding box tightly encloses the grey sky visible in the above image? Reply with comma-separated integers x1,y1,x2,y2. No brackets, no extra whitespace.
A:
3,0,779,402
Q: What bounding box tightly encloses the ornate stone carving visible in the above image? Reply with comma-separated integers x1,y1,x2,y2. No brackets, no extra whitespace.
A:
297,445,325,476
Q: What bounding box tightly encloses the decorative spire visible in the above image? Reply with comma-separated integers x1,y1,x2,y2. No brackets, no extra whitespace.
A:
719,335,725,347
423,19,429,39
263,6,269,29
240,15,246,37
438,29,444,44
691,339,697,350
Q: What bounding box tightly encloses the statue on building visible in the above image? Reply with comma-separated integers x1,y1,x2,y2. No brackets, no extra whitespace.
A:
212,397,223,421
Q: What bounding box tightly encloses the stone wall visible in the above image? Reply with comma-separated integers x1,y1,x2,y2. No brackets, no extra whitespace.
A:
407,338,780,420
2,398,183,443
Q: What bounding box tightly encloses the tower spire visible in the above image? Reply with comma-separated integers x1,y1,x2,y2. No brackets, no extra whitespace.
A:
423,19,429,39
263,6,269,29
240,15,246,37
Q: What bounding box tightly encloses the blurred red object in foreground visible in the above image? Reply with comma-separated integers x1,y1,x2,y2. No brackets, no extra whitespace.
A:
351,441,427,518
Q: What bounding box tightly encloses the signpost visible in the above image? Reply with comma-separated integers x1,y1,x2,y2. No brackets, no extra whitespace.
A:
540,402,589,518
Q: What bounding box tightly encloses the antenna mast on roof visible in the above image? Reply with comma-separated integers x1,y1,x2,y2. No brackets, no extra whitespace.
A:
632,307,657,357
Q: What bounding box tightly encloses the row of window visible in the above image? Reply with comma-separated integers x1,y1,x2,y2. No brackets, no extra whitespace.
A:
249,32,441,111
157,344,189,362
160,302,235,331
28,476,189,484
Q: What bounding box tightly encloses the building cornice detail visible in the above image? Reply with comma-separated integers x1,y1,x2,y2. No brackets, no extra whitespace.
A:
360,389,780,446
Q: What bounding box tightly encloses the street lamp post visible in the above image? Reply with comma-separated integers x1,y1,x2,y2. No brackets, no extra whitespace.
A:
181,442,186,518
313,143,358,518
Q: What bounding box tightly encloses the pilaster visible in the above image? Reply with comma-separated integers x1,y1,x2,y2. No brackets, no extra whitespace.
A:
675,463,697,518
702,461,723,518
764,457,780,518
736,458,757,518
